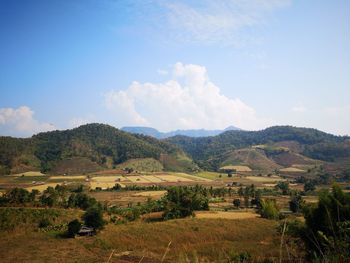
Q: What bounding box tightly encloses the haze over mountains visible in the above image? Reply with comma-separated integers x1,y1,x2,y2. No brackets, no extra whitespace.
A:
121,126,240,139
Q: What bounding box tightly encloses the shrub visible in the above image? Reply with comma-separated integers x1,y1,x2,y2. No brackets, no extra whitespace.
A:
82,206,104,230
259,199,280,220
67,219,82,237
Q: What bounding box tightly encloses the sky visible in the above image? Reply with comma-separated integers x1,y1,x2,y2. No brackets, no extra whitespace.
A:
0,0,350,137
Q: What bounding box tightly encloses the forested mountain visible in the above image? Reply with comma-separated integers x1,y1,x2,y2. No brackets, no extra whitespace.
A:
166,126,350,170
121,126,240,139
0,124,196,175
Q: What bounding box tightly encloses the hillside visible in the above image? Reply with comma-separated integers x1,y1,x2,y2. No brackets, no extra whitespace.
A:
166,126,350,171
0,124,197,175
121,126,240,139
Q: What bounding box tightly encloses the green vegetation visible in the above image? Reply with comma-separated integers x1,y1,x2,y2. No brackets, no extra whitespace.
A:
0,123,196,175
116,158,164,172
258,199,280,220
166,126,350,170
162,186,209,219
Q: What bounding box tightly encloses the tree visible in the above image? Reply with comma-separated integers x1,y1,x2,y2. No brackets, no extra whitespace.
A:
233,199,241,209
302,185,350,260
304,180,316,192
67,219,82,237
162,186,209,220
275,181,289,195
289,193,304,213
83,206,104,230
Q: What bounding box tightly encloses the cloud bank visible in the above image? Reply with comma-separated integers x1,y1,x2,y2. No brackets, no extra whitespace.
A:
0,106,55,137
105,63,273,131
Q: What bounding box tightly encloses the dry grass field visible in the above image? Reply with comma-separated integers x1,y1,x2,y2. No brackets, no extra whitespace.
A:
280,167,306,173
195,211,259,219
0,217,283,263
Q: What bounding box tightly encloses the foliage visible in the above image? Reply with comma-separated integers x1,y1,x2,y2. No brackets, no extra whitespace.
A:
289,193,305,213
302,184,350,260
304,180,316,192
258,199,280,220
166,126,350,170
82,206,104,230
0,123,195,174
67,219,82,237
162,185,209,220
275,181,289,195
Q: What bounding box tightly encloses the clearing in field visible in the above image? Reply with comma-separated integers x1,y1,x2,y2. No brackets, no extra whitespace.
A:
280,167,306,173
195,211,259,220
220,165,252,172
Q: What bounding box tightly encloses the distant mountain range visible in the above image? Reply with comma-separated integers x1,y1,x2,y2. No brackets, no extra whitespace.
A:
1,123,349,176
121,126,240,138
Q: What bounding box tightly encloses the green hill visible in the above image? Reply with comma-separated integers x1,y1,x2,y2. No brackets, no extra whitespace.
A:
0,124,196,175
166,126,350,171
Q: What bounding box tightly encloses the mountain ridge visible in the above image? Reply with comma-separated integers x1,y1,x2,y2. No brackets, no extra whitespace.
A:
121,125,240,138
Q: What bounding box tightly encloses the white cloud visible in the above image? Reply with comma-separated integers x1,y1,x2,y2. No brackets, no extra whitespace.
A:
156,0,291,45
104,63,273,131
0,106,55,137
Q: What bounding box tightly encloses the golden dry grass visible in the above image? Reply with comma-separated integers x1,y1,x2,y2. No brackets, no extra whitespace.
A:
246,176,285,182
48,175,86,180
280,167,306,173
0,217,283,263
156,175,193,182
195,211,259,219
131,190,167,197
25,183,62,192
11,171,45,177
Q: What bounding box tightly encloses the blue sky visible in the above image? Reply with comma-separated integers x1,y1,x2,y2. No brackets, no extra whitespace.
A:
1,0,350,137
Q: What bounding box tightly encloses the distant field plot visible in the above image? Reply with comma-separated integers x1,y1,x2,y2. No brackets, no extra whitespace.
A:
139,175,164,183
195,211,259,220
280,167,306,173
131,190,167,197
220,165,252,172
156,174,193,182
193,171,222,180
91,176,126,182
48,175,86,180
90,176,126,189
126,176,151,183
246,176,285,183
12,171,45,177
173,173,212,182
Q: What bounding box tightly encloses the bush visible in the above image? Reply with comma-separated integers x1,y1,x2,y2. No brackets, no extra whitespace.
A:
67,219,81,237
82,206,104,230
38,218,51,228
289,193,305,213
259,199,280,220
